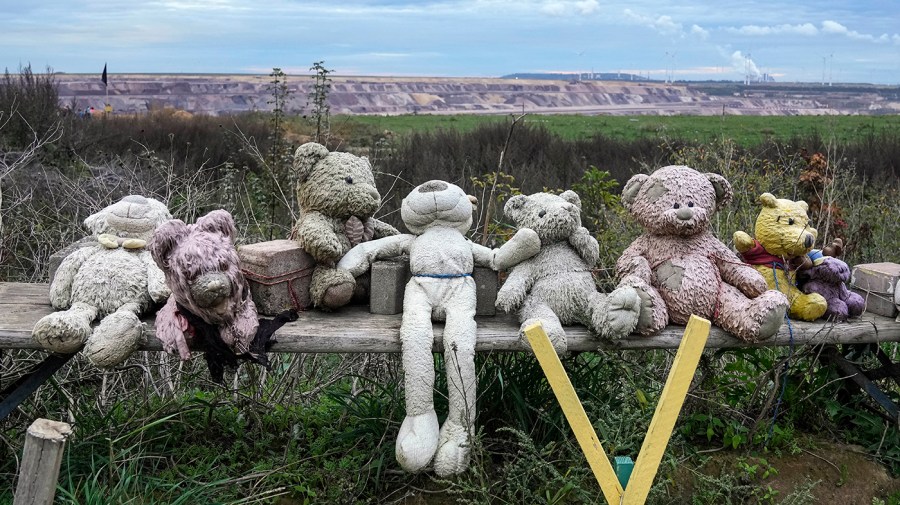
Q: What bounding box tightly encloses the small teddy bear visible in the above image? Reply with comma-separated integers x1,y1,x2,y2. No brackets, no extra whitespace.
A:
799,240,865,321
734,193,828,321
292,142,399,310
149,210,294,382
337,180,540,477
32,195,172,367
616,166,788,341
496,190,642,353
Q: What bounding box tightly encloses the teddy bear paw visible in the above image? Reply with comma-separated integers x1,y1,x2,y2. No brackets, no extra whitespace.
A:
600,286,642,340
520,318,567,355
84,311,143,367
395,410,440,473
32,312,92,353
434,419,472,477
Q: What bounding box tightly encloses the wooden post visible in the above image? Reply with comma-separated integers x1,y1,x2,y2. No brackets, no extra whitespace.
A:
14,418,72,505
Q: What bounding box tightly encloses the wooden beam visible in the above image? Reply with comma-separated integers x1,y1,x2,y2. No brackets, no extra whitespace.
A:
13,418,72,505
1,283,899,353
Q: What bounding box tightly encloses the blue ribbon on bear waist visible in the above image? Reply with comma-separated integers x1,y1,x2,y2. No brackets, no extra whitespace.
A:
413,272,473,279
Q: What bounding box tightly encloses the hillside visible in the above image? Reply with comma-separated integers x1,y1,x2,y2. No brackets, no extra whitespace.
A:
55,74,900,117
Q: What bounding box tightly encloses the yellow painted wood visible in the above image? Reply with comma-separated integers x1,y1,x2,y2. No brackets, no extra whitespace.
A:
622,315,711,505
524,322,624,505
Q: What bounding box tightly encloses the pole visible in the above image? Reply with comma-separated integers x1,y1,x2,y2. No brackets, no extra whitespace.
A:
13,418,72,505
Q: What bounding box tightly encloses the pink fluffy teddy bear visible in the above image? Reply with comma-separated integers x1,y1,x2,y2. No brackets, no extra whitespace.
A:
616,165,789,341
149,210,294,381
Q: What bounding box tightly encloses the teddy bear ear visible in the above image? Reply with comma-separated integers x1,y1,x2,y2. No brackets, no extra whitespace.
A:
797,200,809,213
559,190,582,209
148,219,188,271
706,173,734,210
293,142,330,182
621,174,649,211
195,209,237,240
504,195,528,220
759,192,778,208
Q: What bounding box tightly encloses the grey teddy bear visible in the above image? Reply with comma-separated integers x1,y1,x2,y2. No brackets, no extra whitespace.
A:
496,191,642,353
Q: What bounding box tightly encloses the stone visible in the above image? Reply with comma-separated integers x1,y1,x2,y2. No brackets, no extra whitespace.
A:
473,267,497,316
238,240,315,315
48,236,97,284
370,256,411,315
850,262,900,317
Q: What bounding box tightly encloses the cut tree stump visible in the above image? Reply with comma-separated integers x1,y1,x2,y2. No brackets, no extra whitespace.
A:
13,418,72,505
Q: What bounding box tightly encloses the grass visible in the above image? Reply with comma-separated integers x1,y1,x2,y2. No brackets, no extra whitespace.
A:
335,113,900,146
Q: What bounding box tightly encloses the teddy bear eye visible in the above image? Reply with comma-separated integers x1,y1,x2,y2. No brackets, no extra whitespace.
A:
687,201,694,208
538,210,546,218
345,176,353,184
788,218,795,225
673,203,680,209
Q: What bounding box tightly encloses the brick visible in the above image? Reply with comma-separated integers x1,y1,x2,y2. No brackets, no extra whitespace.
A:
850,262,900,294
851,288,898,318
473,267,498,316
239,240,314,316
48,236,97,284
369,256,411,315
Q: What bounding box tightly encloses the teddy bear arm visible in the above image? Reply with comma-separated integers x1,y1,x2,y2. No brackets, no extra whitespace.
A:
155,296,192,360
733,231,755,253
615,243,652,282
370,217,400,238
473,228,541,271
48,246,100,309
716,255,768,298
495,263,534,313
140,252,171,303
296,212,344,263
336,234,415,277
568,227,599,267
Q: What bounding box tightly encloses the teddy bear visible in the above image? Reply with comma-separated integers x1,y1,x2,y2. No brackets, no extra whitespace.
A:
495,190,642,353
292,142,399,310
616,166,788,341
798,240,865,321
149,210,295,382
32,195,172,367
336,180,541,476
733,193,828,321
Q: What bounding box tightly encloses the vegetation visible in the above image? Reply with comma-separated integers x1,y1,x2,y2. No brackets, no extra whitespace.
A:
1,68,900,503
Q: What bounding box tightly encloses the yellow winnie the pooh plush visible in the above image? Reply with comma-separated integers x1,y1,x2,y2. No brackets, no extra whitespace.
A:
733,193,827,321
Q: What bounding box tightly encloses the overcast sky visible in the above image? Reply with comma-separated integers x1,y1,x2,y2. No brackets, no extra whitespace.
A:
3,1,899,84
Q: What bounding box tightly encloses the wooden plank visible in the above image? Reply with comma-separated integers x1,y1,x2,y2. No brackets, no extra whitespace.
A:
1,283,899,352
524,322,624,504
624,315,711,505
13,418,72,505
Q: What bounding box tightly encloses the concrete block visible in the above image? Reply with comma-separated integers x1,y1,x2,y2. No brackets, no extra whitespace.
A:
850,262,900,317
473,266,498,316
370,256,411,315
48,237,97,284
239,240,314,316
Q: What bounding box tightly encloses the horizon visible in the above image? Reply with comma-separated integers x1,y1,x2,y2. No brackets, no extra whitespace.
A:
4,1,900,85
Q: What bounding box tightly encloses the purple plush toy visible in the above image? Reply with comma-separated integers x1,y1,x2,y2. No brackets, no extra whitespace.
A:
801,255,865,321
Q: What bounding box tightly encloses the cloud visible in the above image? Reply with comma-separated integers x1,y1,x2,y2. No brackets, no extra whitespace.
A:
728,23,818,36
821,20,895,43
690,24,709,39
623,9,682,36
539,0,598,17
730,50,760,78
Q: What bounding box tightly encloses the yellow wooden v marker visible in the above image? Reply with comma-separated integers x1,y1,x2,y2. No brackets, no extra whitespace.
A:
524,315,711,505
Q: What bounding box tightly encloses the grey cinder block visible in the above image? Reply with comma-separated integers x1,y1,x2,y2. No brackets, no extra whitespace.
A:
473,267,497,316
48,236,97,284
370,256,411,315
850,262,900,317
239,240,315,315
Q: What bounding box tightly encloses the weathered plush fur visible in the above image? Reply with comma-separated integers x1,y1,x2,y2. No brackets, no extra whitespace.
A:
496,191,641,354
801,256,865,321
616,165,788,341
32,195,172,367
734,193,828,321
338,180,540,477
292,142,398,309
149,210,270,382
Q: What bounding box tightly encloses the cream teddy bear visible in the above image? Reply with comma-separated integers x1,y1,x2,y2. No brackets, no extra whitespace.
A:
496,191,642,353
33,195,172,367
337,180,540,476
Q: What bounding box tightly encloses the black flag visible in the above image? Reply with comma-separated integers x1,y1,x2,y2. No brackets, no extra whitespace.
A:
101,63,107,86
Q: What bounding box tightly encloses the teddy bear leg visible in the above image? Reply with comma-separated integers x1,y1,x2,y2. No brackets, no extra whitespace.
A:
434,302,477,477
32,302,99,353
310,265,355,311
396,284,440,473
519,298,567,355
845,290,865,318
618,275,668,335
824,298,850,322
84,303,143,368
715,284,787,341
587,286,641,341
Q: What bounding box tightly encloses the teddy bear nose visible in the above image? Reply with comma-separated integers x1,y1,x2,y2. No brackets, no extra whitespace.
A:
804,234,813,248
676,207,694,221
191,272,232,308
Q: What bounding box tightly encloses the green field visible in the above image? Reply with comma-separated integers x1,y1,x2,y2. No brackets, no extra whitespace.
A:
338,113,900,146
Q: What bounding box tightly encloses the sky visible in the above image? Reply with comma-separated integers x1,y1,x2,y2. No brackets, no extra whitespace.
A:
3,0,900,84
